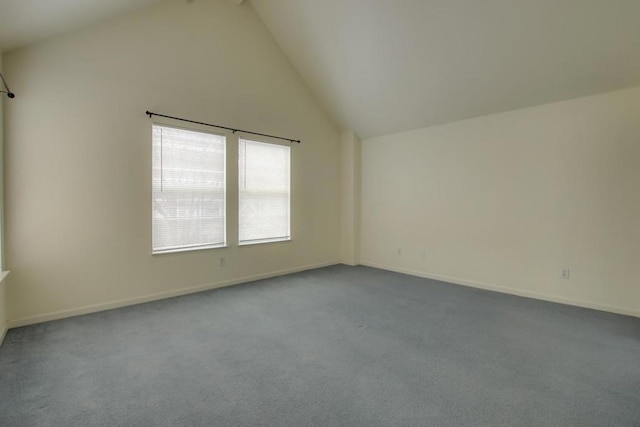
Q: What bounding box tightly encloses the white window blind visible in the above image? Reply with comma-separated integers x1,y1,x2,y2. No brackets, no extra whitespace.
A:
239,139,290,245
152,125,226,253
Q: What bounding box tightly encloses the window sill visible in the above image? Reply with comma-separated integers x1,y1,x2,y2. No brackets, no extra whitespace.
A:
239,237,291,246
152,244,227,255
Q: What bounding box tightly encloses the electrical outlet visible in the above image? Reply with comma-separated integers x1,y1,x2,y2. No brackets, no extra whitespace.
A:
561,269,570,279
420,250,426,259
219,257,226,267
396,248,402,256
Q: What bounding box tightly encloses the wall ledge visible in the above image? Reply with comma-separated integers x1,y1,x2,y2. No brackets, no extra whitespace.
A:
361,261,640,318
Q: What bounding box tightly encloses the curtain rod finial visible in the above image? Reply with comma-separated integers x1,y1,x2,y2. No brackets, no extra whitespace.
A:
0,72,14,99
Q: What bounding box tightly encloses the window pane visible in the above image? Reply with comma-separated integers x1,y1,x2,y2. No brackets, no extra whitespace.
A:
239,139,290,244
152,125,226,253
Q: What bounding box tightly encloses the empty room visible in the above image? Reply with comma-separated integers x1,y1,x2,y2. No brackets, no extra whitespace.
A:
0,0,639,425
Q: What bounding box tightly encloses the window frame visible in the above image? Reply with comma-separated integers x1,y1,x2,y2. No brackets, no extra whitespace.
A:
151,122,228,255
237,137,292,246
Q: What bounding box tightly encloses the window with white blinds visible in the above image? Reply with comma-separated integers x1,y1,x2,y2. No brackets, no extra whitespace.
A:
152,125,226,254
239,139,291,245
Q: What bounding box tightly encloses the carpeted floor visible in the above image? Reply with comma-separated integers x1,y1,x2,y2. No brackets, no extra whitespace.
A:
1,265,639,426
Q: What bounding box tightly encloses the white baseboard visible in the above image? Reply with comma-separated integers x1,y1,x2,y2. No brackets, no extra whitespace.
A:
8,260,340,329
0,271,8,346
361,261,640,318
0,322,7,347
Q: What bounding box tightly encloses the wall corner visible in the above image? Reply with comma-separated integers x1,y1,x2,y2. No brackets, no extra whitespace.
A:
339,130,361,265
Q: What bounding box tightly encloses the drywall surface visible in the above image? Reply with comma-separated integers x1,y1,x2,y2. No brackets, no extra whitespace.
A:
4,0,340,324
361,87,640,316
340,130,361,265
0,54,7,341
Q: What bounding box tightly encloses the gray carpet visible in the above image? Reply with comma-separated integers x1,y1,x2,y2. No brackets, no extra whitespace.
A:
1,265,639,426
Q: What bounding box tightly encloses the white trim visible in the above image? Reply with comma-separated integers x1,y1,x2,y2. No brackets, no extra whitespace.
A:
151,123,228,255
0,271,8,346
361,261,640,318
239,237,291,246
8,261,340,328
152,243,227,256
0,323,6,347
152,121,228,139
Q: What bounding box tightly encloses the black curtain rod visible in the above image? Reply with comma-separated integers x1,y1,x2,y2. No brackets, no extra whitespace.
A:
0,72,15,98
145,111,300,144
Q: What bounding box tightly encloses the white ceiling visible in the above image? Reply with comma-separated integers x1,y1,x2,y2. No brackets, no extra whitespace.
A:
251,0,640,138
2,1,640,138
0,0,165,52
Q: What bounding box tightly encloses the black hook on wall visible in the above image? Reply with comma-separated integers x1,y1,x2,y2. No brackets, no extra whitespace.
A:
0,72,15,98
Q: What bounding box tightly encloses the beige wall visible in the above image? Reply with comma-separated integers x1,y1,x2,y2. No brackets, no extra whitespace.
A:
0,53,7,341
361,87,640,316
339,130,361,265
3,0,340,325
3,0,638,330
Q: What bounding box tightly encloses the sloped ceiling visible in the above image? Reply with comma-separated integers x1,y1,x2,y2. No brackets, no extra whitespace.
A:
0,0,166,52
3,0,640,138
251,0,640,138
0,0,252,53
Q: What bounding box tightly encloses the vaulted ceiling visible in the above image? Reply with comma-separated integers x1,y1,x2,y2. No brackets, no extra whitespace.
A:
252,0,640,137
0,0,164,52
2,0,640,138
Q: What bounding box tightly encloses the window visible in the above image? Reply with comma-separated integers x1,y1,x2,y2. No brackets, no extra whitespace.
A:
152,125,226,254
239,139,291,245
